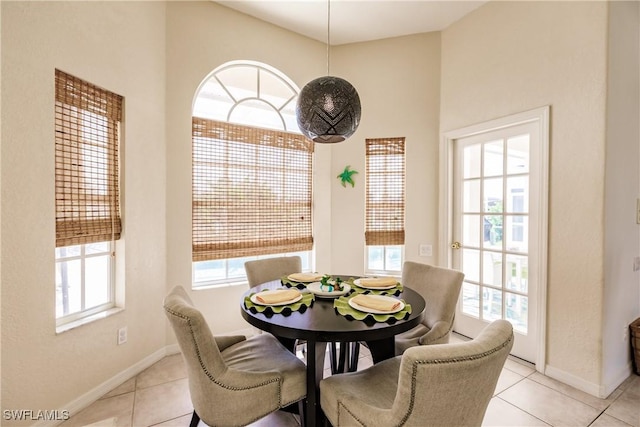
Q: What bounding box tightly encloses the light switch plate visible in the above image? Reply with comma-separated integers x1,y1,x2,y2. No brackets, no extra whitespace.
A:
419,244,432,257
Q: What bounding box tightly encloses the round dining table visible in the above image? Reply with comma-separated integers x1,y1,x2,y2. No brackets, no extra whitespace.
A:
239,277,426,427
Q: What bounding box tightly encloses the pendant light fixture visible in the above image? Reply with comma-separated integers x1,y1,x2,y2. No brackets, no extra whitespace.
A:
296,0,361,143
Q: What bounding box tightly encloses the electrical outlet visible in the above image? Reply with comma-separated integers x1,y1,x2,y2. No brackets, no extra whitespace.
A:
623,325,629,343
117,327,128,345
634,257,640,272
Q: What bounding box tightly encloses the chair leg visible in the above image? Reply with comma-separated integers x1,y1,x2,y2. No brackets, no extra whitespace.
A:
298,399,306,427
189,411,200,427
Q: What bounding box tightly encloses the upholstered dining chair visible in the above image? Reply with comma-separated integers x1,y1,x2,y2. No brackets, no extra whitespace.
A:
320,319,513,427
163,285,306,427
394,261,464,355
243,256,350,373
244,256,302,288
244,256,302,348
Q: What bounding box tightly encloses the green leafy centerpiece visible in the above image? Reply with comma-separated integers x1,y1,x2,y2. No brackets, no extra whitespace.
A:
320,275,343,292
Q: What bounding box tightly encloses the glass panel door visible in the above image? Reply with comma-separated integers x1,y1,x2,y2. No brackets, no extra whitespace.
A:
453,122,539,362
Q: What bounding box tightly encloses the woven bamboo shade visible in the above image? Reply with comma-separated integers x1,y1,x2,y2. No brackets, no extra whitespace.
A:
55,69,123,247
365,137,406,245
192,118,314,261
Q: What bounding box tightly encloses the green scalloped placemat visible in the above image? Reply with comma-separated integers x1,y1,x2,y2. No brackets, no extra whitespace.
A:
244,290,314,316
333,295,411,323
280,276,309,289
346,278,404,296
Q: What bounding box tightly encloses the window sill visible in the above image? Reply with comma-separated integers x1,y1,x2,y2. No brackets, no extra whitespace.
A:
192,280,248,291
364,270,401,277
56,307,124,334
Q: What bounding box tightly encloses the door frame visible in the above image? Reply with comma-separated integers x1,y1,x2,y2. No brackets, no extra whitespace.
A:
439,106,549,372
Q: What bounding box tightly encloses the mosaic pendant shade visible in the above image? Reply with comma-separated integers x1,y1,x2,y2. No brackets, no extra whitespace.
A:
296,76,361,144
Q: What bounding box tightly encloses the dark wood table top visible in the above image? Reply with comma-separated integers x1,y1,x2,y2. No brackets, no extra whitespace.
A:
240,277,426,344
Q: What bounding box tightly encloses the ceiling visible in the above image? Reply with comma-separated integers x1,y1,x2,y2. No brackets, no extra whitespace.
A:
215,1,488,45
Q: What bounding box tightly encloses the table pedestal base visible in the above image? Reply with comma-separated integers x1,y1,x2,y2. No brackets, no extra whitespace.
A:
303,337,395,427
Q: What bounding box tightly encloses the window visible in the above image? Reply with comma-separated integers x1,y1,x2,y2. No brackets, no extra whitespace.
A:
366,245,403,272
54,69,122,327
192,61,313,287
55,242,114,323
193,251,312,285
365,137,406,274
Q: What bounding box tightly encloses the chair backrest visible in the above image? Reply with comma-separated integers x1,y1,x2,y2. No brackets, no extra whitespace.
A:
164,286,297,426
244,256,302,288
163,286,229,415
402,261,464,331
392,319,513,426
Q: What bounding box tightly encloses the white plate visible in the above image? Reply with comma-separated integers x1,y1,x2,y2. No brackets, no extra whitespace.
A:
348,295,405,314
353,278,399,290
287,273,324,283
307,282,351,298
250,290,303,306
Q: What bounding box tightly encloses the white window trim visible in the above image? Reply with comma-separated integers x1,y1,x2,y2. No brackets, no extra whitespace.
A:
55,241,120,333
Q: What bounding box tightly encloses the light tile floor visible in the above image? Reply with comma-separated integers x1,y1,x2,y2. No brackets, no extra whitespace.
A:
60,334,640,427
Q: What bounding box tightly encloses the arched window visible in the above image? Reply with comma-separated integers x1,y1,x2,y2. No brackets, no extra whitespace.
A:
193,60,299,132
192,61,313,287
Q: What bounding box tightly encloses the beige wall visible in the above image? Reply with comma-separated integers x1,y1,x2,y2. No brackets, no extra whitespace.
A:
1,1,167,421
603,0,640,394
165,1,331,335
329,33,441,274
441,1,609,391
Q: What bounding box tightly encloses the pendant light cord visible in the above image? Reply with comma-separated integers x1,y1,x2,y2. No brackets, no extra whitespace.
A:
327,0,331,76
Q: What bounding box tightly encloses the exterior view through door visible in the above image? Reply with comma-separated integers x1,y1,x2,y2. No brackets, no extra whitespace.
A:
441,107,549,367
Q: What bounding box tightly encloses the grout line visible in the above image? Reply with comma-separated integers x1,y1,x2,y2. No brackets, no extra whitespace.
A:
130,374,138,427
493,396,552,426
494,373,527,397
146,413,193,427
526,373,627,413
514,376,615,417
134,375,189,391
501,364,535,378
585,408,609,427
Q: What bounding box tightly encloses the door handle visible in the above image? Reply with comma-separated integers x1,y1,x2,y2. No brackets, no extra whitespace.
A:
451,242,461,249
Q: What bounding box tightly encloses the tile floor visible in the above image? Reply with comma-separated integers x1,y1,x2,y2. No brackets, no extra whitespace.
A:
61,334,640,427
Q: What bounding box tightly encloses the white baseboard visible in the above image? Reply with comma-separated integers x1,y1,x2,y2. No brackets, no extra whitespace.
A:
36,347,170,427
164,343,181,355
543,364,601,398
600,362,634,398
544,364,601,397
545,362,634,399
36,329,257,427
